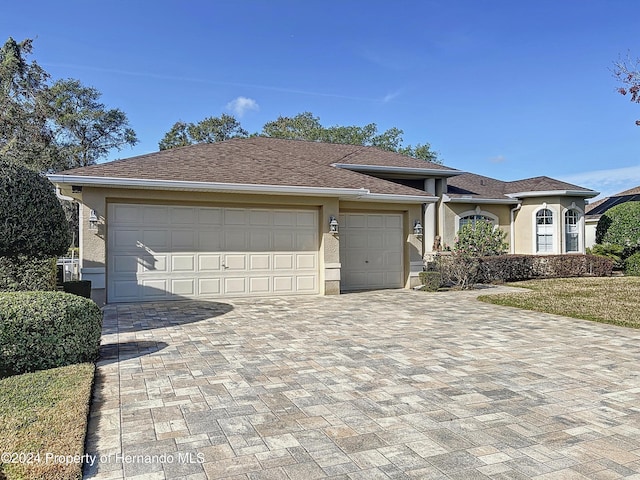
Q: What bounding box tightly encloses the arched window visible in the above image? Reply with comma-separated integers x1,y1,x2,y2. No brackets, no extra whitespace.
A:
536,209,554,253
459,214,494,230
564,209,580,253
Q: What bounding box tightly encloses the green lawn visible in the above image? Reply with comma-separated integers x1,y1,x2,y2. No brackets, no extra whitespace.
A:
0,363,95,480
479,276,640,329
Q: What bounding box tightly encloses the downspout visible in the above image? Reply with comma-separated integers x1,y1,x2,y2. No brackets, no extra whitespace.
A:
55,187,74,202
510,204,522,254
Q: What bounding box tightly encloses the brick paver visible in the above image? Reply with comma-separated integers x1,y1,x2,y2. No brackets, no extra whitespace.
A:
83,288,640,479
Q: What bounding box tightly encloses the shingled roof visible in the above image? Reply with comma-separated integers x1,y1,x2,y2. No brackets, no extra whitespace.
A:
55,137,456,198
447,173,598,201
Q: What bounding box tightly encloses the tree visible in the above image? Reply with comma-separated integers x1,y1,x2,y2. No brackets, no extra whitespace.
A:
1,37,138,172
613,55,640,126
159,110,441,163
47,79,138,169
260,112,441,163
158,121,191,150
0,37,58,171
260,112,324,141
159,114,248,150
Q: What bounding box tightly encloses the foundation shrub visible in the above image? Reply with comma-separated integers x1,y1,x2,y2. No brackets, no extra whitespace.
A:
0,291,102,375
472,255,613,284
419,271,442,291
532,254,613,278
477,255,535,282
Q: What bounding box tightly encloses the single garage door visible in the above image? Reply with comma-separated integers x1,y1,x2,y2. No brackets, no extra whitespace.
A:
107,204,319,303
339,213,404,291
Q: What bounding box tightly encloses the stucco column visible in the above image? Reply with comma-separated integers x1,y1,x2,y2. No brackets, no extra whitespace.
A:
424,202,437,253
321,199,341,295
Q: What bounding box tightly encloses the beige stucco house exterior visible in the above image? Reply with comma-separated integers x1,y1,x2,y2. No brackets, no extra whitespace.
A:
48,138,598,304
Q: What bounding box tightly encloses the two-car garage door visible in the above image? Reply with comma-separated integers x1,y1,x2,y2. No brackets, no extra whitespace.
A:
107,204,319,303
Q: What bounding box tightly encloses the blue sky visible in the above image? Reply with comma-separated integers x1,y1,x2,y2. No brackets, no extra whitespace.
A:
3,0,639,199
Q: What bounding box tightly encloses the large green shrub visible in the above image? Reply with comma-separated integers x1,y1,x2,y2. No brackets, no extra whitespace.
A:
595,201,640,247
443,221,509,288
0,255,57,291
455,221,508,257
625,252,640,276
0,160,71,257
0,291,102,375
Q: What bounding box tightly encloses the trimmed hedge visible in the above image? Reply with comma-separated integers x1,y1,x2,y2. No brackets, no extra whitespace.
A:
0,255,57,291
0,291,102,375
480,254,613,282
436,254,613,286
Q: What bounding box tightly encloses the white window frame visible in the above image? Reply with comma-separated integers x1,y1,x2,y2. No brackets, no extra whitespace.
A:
533,206,557,254
455,209,499,233
562,205,584,254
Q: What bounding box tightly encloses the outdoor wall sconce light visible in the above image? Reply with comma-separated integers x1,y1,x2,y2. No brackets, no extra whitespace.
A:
89,209,99,230
413,220,423,239
329,215,339,234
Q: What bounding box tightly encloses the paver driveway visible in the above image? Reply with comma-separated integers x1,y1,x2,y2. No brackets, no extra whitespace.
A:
84,288,640,479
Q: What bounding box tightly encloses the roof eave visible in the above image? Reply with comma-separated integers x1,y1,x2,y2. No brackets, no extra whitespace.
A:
442,194,520,205
506,190,600,199
355,193,438,204
47,174,433,203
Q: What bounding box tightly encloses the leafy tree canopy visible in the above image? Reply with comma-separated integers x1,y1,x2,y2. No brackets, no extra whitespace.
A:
160,111,440,163
260,112,440,163
0,37,57,171
48,79,138,168
159,114,248,150
0,37,137,172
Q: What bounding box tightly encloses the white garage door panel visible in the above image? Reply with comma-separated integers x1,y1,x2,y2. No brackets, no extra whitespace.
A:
339,213,404,291
108,204,319,302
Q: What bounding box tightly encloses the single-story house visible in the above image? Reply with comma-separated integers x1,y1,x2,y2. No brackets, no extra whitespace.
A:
585,186,640,248
48,138,599,304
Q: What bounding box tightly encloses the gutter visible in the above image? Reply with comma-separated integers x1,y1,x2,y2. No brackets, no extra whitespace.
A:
357,193,439,204
506,189,600,199
442,194,519,205
47,174,432,203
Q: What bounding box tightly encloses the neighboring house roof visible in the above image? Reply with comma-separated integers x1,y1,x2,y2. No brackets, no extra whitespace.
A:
51,138,457,201
585,185,640,217
446,173,598,203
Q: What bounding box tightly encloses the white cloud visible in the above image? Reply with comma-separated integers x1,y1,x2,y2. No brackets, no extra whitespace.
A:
226,96,259,117
489,155,506,164
561,164,640,199
382,90,401,103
